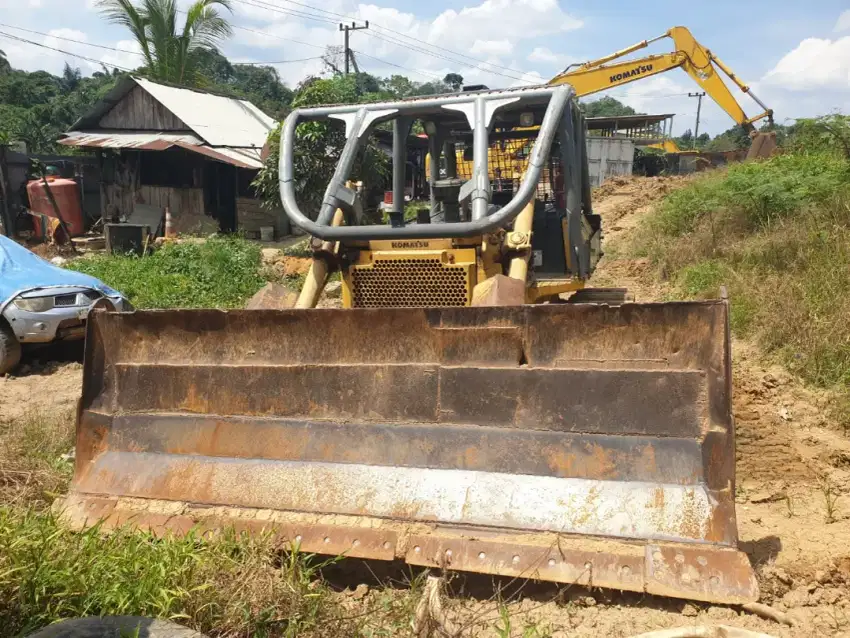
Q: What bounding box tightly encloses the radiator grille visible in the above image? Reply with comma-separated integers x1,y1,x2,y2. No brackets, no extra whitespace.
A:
53,294,77,307
351,258,471,308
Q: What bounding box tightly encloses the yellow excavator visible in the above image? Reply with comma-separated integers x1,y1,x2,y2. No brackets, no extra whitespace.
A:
432,26,775,187
550,25,776,158
61,86,758,604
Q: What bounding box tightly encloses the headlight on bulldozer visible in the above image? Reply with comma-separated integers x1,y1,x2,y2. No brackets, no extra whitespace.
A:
13,296,54,312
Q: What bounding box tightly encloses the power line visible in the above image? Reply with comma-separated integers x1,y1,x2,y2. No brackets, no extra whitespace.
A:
260,0,543,81
231,0,338,26
240,55,324,65
368,25,540,82
365,30,532,83
351,49,443,81
228,0,541,81
228,22,324,50
0,22,324,67
0,30,133,71
0,22,143,57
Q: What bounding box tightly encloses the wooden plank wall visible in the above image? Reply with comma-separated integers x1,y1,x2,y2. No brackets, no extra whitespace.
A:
99,85,188,131
101,151,218,235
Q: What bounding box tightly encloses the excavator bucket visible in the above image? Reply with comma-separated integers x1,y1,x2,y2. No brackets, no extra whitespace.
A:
746,131,778,160
60,301,758,604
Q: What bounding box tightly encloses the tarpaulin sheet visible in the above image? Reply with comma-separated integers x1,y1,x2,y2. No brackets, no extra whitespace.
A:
0,236,120,312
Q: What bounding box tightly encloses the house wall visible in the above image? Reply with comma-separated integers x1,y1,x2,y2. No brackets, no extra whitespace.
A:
99,85,189,131
101,150,219,234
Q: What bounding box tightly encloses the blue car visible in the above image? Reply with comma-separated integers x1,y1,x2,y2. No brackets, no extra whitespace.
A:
0,236,131,374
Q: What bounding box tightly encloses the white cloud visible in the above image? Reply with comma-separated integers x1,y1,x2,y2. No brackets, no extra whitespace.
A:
761,36,850,91
526,46,577,70
44,28,88,49
469,39,513,58
232,0,582,87
527,46,559,63
99,39,143,72
2,28,97,75
835,10,850,32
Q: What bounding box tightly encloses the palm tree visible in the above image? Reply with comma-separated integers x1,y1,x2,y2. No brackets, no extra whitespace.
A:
96,0,233,85
0,49,11,75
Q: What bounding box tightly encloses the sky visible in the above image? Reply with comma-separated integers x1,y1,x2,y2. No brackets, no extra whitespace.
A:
1,0,848,136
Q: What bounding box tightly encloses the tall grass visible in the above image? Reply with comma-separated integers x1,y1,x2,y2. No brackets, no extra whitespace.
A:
636,149,850,425
0,410,74,507
0,411,418,637
68,236,266,309
0,509,362,637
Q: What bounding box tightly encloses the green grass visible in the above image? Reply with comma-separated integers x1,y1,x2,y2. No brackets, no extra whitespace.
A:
635,149,850,427
68,237,266,309
652,153,849,237
0,508,362,638
0,410,75,508
0,409,426,638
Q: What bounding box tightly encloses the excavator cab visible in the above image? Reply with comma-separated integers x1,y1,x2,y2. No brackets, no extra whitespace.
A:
61,85,758,605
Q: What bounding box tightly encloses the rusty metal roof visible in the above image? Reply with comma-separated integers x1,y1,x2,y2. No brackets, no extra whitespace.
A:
62,76,275,168
57,131,264,169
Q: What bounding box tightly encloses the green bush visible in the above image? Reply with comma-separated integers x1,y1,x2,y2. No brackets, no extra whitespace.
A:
636,148,850,428
653,153,849,236
69,237,265,309
676,260,729,298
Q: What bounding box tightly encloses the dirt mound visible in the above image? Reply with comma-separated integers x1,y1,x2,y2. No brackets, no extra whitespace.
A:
261,248,312,278
593,175,686,228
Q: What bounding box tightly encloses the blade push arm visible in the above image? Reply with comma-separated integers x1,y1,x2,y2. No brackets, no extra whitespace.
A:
549,26,773,132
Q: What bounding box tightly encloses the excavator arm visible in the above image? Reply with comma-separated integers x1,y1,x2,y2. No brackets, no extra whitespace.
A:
549,26,773,132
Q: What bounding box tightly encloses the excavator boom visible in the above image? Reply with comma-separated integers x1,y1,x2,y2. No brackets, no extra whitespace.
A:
549,26,774,133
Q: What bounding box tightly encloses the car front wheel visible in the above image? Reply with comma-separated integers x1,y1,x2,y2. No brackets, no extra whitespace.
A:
0,319,22,375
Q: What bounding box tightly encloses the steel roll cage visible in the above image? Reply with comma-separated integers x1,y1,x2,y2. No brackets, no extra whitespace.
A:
278,85,578,240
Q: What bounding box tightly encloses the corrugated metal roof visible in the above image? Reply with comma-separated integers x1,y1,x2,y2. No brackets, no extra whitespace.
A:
58,131,264,169
134,77,274,148
65,76,275,163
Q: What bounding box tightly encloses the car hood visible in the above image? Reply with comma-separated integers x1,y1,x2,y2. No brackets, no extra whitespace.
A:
0,235,122,312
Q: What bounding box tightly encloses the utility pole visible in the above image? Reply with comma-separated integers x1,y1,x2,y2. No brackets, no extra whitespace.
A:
339,21,369,75
688,92,706,149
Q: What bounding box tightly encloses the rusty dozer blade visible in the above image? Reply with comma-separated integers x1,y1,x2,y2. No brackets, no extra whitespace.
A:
60,302,757,604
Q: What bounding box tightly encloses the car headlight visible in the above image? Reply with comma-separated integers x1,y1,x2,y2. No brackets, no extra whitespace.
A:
13,296,54,312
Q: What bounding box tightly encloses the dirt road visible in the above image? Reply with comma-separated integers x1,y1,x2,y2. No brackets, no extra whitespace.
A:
2,178,848,636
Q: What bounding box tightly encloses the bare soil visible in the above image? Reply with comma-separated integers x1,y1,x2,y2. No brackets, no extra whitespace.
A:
0,360,82,423
2,177,849,636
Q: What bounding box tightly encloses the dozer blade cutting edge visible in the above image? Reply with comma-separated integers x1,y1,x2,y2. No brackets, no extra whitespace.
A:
59,301,758,604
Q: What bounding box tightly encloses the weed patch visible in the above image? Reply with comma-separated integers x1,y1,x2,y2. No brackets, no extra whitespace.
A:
0,509,371,637
69,237,265,309
635,150,850,431
0,410,74,507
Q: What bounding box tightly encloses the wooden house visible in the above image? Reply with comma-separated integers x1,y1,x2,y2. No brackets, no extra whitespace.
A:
59,76,288,238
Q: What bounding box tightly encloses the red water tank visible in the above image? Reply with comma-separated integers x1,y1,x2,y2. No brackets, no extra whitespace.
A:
26,177,85,239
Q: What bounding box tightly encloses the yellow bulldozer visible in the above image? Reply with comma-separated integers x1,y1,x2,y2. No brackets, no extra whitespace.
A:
61,84,758,605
